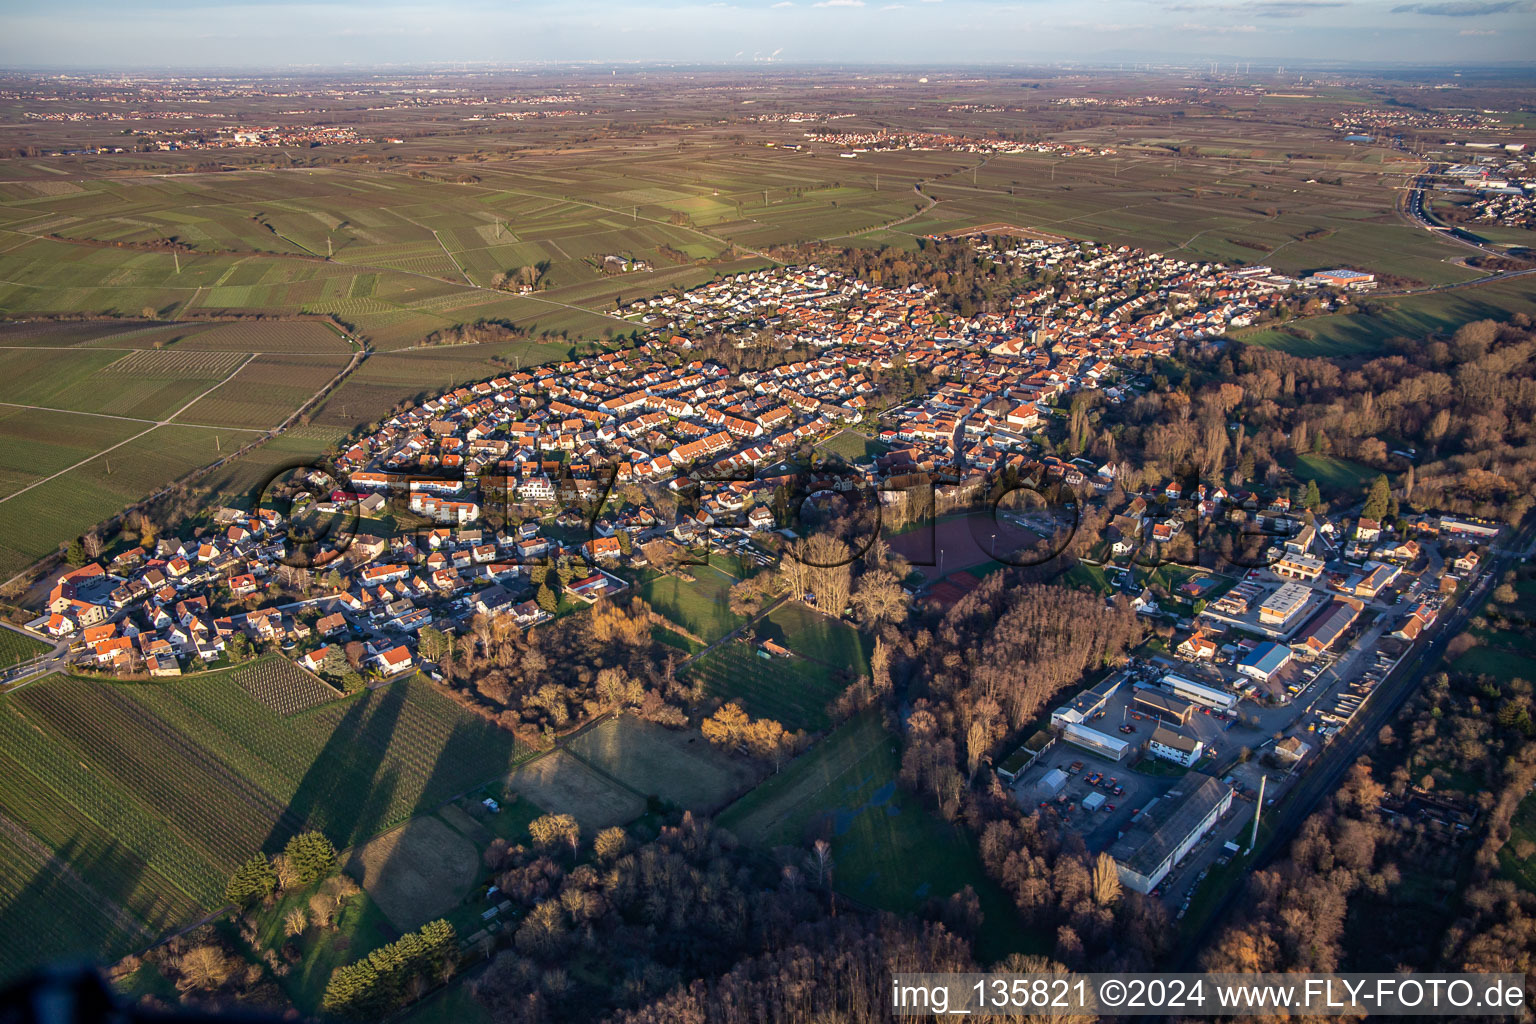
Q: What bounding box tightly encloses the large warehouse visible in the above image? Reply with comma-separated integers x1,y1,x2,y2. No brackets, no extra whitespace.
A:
1161,673,1238,711
1109,772,1234,894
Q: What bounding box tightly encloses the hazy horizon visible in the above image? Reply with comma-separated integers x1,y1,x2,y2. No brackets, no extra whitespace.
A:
3,0,1535,71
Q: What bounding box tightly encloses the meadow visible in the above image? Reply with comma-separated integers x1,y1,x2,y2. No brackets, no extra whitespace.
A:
683,603,871,731
637,563,746,643
566,714,759,814
0,670,533,980
716,711,1027,958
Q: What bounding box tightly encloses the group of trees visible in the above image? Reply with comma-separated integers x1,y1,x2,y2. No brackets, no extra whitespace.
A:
428,595,691,740
701,701,806,770
224,830,339,908
1097,317,1536,524
322,919,459,1018
471,813,1000,1024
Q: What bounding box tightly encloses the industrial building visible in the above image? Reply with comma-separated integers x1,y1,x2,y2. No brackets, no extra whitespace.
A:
1161,673,1238,711
1133,688,1195,725
1147,726,1204,767
1109,772,1234,894
1237,641,1292,684
1050,674,1124,728
1259,581,1312,627
1291,598,1362,657
1060,720,1131,761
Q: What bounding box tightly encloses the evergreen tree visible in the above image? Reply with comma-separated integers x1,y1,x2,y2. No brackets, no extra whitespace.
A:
1302,479,1321,511
284,830,338,887
1362,473,1391,522
536,583,558,615
225,853,277,908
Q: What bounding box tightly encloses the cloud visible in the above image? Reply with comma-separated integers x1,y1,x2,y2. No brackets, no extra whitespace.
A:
1166,0,1347,13
1459,25,1497,29
1391,0,1528,14
770,1,794,6
1178,20,1260,29
811,0,865,6
881,2,906,7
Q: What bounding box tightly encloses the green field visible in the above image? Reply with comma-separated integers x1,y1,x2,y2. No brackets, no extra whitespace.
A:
0,671,533,982
685,641,847,732
1243,275,1536,355
1286,454,1379,498
566,714,758,813
637,564,745,643
1499,791,1536,893
761,601,872,670
716,711,1029,959
683,603,872,731
0,628,49,667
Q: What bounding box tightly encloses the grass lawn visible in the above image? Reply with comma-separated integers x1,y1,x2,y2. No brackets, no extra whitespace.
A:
1061,562,1113,596
817,428,889,462
637,564,745,643
398,981,492,1024
716,711,1040,962
1285,453,1380,498
1499,791,1536,893
253,881,397,1015
760,601,872,672
1451,644,1536,682
685,640,847,732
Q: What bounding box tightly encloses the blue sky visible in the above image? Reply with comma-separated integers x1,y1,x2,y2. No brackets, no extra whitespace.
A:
1,0,1532,68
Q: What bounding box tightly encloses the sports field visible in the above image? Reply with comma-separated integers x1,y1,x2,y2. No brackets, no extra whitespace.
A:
0,671,533,980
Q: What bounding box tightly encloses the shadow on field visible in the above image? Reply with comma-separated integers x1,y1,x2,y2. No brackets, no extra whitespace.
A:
262,681,408,855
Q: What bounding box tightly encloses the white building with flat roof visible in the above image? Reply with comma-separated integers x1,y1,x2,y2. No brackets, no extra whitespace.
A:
1259,581,1312,627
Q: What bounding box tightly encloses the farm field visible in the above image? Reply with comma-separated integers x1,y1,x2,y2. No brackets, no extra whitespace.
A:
312,338,580,429
231,656,340,716
0,319,359,579
716,711,1026,956
173,350,351,429
0,628,48,667
0,671,533,979
566,714,760,814
503,749,644,832
637,563,745,643
0,423,260,577
344,815,480,932
1243,275,1536,355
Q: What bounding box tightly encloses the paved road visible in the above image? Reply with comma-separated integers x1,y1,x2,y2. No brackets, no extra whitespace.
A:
1177,513,1535,968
